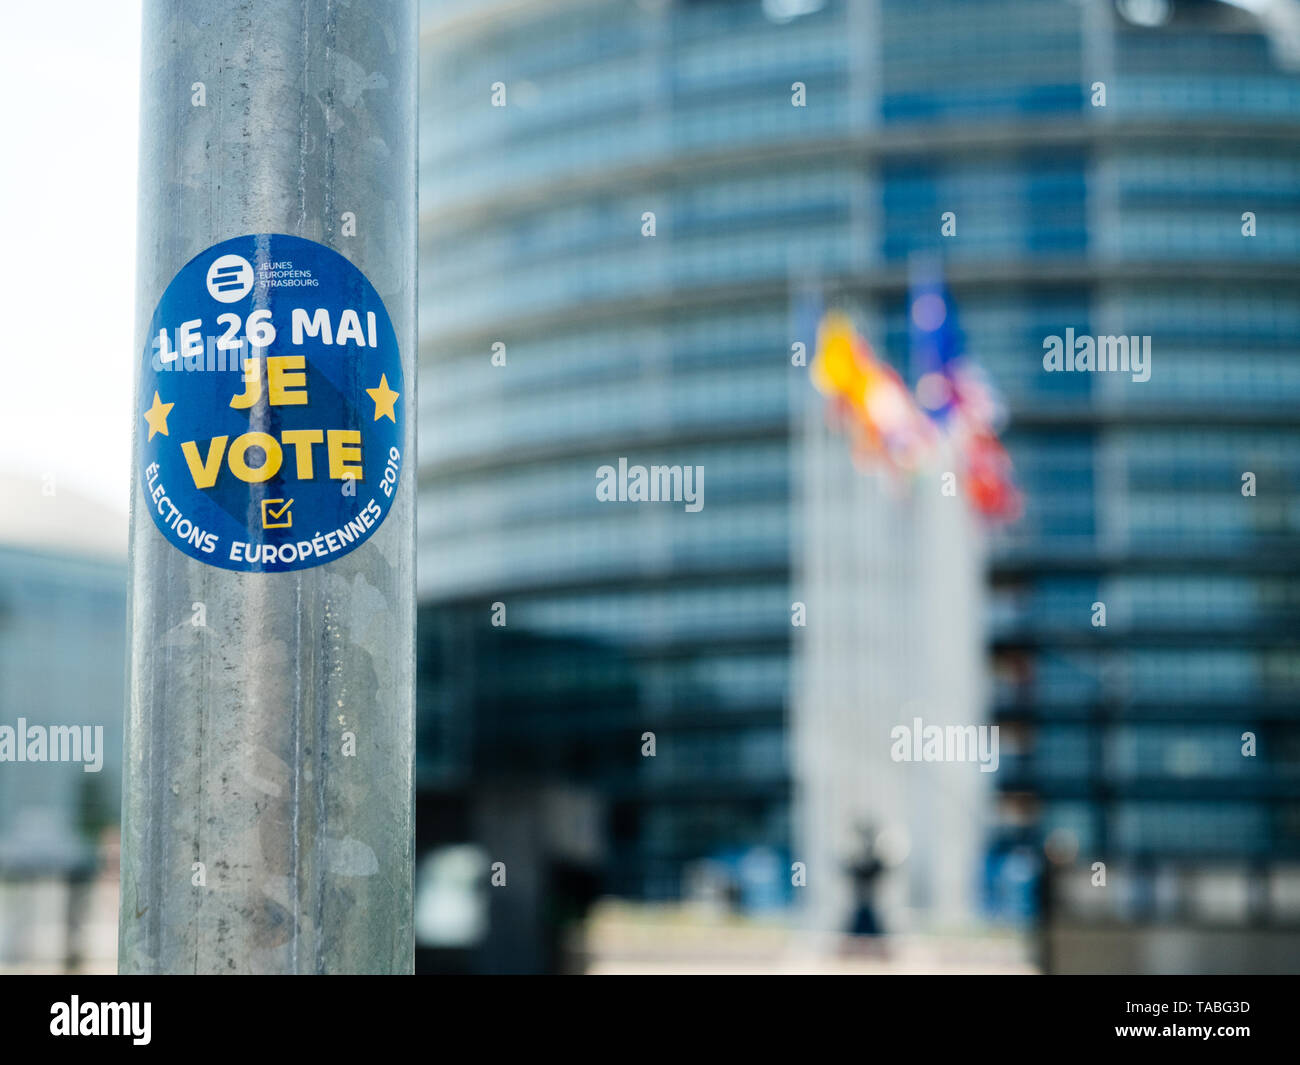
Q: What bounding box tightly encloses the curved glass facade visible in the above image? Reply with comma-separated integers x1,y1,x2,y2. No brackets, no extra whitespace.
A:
417,0,1300,910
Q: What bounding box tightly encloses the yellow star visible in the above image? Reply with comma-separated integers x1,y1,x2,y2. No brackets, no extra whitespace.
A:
143,391,174,440
366,374,400,423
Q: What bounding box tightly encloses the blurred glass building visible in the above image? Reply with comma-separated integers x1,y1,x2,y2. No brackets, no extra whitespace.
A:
0,475,125,971
416,0,1300,969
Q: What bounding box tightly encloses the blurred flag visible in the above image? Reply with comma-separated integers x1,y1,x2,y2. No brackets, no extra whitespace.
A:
908,260,1022,522
811,310,935,474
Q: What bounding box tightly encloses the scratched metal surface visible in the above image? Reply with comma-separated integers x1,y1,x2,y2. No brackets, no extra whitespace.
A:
121,0,416,973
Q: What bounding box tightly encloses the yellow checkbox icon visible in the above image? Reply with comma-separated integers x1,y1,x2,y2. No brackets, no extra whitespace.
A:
261,498,294,529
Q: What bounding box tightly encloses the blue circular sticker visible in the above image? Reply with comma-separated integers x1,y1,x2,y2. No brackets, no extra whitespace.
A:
138,234,403,572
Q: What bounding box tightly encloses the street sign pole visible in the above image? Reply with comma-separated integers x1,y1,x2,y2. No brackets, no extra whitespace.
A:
121,0,417,973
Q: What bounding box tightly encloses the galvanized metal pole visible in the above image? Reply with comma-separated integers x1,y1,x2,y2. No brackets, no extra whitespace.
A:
121,0,416,973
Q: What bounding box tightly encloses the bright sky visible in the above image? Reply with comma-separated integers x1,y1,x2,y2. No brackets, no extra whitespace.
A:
0,2,141,514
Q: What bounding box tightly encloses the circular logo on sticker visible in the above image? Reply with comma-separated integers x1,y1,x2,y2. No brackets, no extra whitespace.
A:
206,253,255,303
139,233,404,573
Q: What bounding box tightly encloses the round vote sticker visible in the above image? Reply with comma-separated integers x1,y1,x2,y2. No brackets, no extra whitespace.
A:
138,234,403,572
